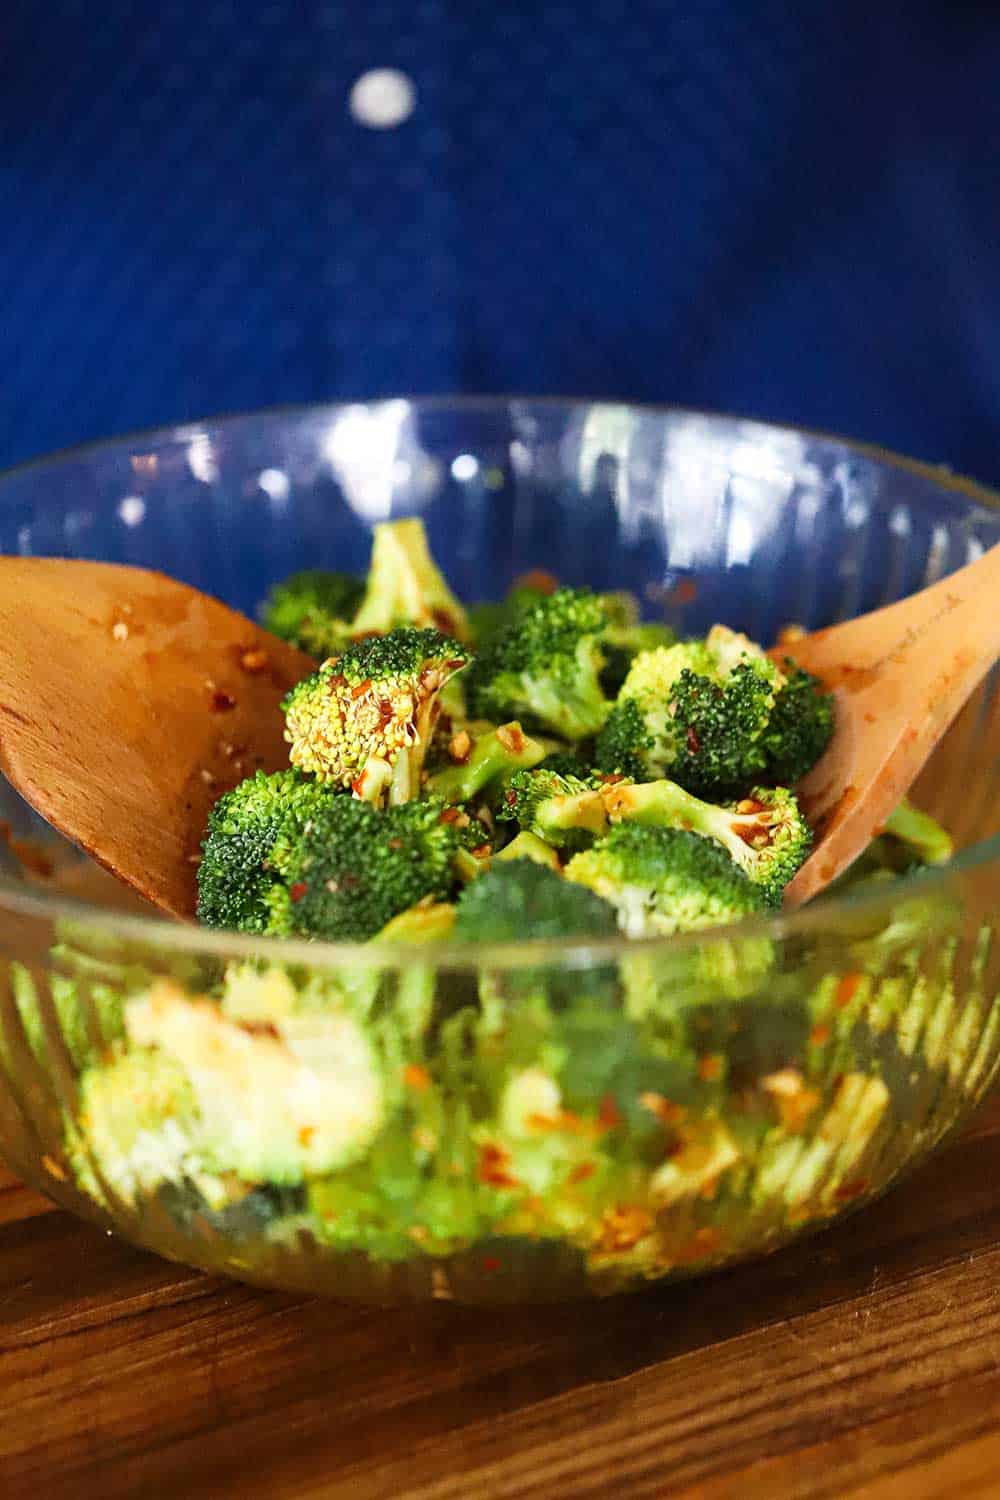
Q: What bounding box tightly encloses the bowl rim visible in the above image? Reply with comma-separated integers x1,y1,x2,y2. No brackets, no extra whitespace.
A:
2,394,999,972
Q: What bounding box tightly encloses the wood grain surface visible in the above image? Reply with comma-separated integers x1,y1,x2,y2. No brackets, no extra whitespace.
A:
2,1092,1000,1498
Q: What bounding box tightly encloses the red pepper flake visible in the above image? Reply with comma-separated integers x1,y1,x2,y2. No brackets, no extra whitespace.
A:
481,1255,502,1273
598,1093,622,1128
639,1092,685,1124
403,1063,431,1092
432,608,457,634
835,972,863,1010
834,1177,870,1202
496,722,526,755
504,790,518,808
240,648,269,674
568,1161,596,1184
686,726,701,754
289,882,308,903
736,798,765,815
211,689,237,713
351,774,366,797
810,1023,831,1047
514,568,559,596
676,1226,721,1263
387,837,404,850
239,1020,281,1040
351,679,372,699
598,773,625,785
438,806,462,824
476,1143,520,1189
697,1053,724,1082
597,1204,653,1252
378,699,394,726
448,729,473,764
470,843,492,860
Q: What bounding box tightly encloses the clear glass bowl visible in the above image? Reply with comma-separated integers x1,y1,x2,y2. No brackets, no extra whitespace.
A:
2,398,1000,1304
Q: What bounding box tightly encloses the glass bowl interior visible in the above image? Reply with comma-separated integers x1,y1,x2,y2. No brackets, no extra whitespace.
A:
1,398,1000,1304
2,397,1000,953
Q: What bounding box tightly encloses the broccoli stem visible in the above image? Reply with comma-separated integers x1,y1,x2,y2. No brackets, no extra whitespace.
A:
495,831,561,870
427,722,552,804
602,780,773,882
534,787,610,845
881,798,954,866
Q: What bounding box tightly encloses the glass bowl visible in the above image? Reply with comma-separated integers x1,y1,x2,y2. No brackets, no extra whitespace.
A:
1,398,999,1305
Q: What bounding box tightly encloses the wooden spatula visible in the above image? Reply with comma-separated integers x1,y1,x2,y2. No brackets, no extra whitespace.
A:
778,539,1000,907
0,559,312,919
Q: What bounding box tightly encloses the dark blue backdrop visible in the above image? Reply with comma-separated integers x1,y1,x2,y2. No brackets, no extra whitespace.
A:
3,1,999,482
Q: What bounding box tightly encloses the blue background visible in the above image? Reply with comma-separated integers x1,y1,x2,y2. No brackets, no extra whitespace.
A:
3,1,999,482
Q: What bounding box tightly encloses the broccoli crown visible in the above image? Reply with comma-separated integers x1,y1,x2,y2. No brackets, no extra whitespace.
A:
453,860,618,945
465,587,612,740
283,627,469,791
760,664,835,784
595,627,783,794
275,796,476,942
565,824,768,937
260,569,364,653
498,767,608,850
196,770,337,933
603,778,811,906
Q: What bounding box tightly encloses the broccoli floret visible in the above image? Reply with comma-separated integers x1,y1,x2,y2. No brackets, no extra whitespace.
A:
598,591,677,695
260,569,365,656
603,779,811,906
498,768,609,851
350,517,471,641
283,627,469,802
196,770,338,934
426,721,552,804
466,587,612,740
273,797,477,942
454,860,619,944
467,571,559,647
760,663,834,784
595,626,785,794
565,824,768,937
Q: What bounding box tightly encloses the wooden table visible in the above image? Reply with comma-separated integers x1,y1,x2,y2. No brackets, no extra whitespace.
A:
3,1092,1000,1499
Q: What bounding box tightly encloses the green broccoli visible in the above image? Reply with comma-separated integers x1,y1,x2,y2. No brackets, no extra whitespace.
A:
602,779,811,905
273,796,478,942
454,859,619,944
375,901,458,943
598,591,677,694
759,662,835,784
465,587,613,739
259,568,365,656
350,517,471,641
565,823,768,937
283,627,469,802
196,770,338,933
595,626,786,793
498,768,609,851
467,571,559,647
880,797,954,867
426,720,553,804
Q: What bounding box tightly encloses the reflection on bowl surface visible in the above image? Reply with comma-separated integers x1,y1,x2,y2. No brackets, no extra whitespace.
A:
2,398,1000,1303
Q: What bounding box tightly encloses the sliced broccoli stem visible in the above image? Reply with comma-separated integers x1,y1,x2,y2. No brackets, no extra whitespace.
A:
881,798,954,867
495,831,561,870
427,722,552,804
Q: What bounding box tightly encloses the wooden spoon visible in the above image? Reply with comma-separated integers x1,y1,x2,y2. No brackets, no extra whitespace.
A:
0,547,996,926
0,559,312,919
778,540,1000,907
